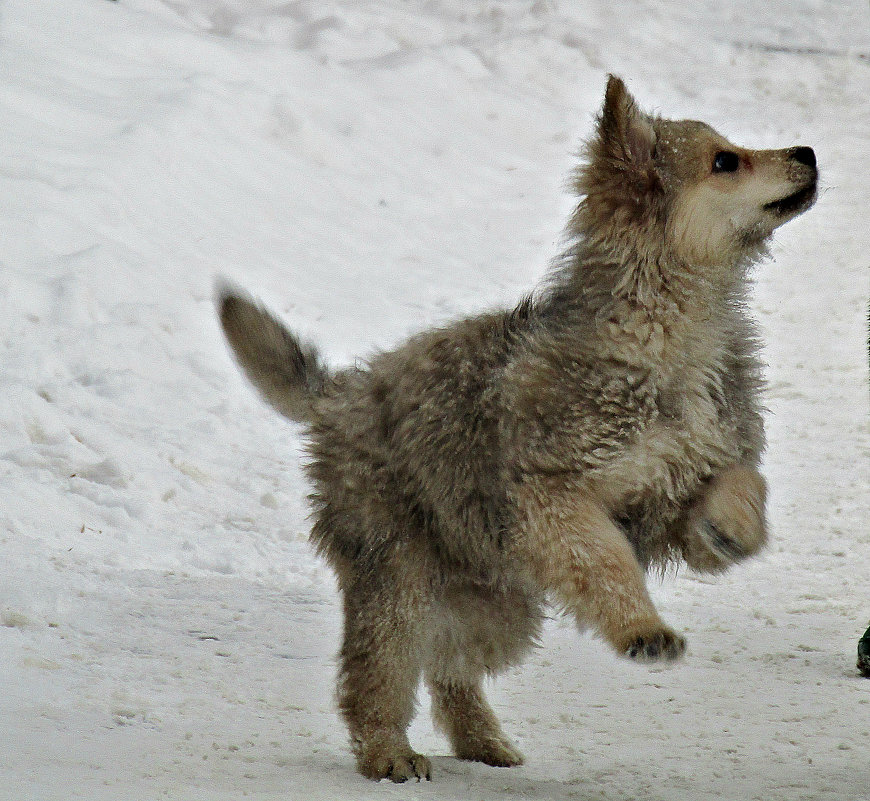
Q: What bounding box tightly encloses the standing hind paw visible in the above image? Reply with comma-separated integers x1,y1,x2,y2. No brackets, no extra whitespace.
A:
455,735,524,768
357,750,432,783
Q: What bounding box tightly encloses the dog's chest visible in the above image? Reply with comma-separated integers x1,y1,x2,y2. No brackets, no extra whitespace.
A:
600,364,736,510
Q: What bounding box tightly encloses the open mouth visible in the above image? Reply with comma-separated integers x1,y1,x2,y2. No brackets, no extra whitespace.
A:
764,183,817,216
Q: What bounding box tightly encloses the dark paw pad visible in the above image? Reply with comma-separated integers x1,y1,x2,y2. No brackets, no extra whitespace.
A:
626,630,686,662
701,520,747,562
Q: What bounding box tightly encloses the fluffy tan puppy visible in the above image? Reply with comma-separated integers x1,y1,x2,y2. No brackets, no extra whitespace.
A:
219,75,817,782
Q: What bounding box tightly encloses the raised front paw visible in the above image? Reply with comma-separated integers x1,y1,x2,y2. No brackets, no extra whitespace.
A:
684,466,768,572
619,626,686,663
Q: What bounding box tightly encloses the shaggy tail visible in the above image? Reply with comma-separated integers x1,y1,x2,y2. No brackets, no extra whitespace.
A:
217,286,330,424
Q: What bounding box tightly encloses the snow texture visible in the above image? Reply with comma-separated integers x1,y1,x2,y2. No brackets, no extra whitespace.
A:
1,1,868,799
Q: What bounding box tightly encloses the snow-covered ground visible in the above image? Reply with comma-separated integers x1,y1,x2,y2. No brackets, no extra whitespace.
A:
1,1,868,798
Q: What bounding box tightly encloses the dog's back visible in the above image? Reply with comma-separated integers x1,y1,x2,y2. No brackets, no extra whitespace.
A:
307,304,536,577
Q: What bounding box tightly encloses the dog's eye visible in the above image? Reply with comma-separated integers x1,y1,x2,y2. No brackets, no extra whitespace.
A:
712,151,740,173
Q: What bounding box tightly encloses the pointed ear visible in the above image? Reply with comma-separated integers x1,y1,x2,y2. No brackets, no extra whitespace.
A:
598,75,656,167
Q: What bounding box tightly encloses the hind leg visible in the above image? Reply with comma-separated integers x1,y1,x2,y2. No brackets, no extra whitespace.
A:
425,583,539,767
428,679,524,767
338,571,432,782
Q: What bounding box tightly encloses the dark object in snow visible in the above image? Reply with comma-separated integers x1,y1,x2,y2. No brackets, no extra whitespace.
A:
858,625,870,677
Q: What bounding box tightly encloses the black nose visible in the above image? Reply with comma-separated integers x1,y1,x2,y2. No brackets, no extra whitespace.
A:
790,146,816,168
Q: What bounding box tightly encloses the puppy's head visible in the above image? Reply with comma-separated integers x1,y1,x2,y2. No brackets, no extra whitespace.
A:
573,76,817,272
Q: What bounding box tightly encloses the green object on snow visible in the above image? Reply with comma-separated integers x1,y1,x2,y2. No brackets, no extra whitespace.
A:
858,625,870,677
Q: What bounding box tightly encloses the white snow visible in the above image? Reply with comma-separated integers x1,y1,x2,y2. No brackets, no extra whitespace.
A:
1,1,868,799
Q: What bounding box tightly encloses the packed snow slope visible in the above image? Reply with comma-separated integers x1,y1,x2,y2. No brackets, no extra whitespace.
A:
1,1,868,799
